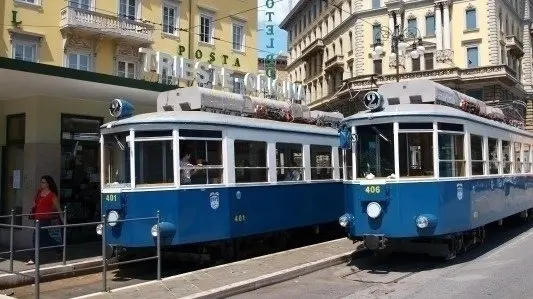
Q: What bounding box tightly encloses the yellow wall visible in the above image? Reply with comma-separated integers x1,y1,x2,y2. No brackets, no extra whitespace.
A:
1,0,258,77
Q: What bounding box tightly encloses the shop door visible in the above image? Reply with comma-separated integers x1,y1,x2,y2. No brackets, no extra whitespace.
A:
4,145,25,224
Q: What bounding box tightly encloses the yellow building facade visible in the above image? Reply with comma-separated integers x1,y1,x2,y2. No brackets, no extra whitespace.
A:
0,0,258,246
281,0,530,127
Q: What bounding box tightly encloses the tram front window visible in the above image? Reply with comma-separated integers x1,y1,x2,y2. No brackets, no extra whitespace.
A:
103,132,130,188
356,124,395,179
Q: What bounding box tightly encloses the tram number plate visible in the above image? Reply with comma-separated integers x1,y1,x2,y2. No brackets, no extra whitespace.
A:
105,194,118,202
364,186,381,194
234,214,247,222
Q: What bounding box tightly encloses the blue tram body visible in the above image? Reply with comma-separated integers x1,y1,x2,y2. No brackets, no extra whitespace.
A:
338,79,533,258
98,87,346,255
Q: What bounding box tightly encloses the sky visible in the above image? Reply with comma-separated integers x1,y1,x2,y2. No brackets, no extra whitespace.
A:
257,0,296,58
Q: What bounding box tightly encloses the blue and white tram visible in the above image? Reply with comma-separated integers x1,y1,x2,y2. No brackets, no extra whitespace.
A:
338,79,533,259
97,87,345,260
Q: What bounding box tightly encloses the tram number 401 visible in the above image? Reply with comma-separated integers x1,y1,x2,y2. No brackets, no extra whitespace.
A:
234,214,247,222
105,194,118,202
364,186,381,194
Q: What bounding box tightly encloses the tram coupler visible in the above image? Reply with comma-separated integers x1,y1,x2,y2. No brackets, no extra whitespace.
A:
363,234,388,251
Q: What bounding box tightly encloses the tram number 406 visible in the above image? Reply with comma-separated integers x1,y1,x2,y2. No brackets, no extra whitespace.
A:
364,186,381,194
105,194,118,202
234,214,247,222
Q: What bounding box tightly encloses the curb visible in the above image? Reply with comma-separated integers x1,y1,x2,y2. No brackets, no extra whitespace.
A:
0,257,118,289
180,250,356,299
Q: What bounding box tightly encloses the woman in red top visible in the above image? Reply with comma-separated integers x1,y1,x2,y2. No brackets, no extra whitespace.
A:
27,175,64,265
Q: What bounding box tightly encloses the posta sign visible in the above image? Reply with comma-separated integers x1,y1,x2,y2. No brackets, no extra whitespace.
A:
139,48,305,102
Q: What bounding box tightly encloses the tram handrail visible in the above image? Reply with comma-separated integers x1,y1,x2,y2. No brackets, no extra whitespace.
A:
0,209,162,299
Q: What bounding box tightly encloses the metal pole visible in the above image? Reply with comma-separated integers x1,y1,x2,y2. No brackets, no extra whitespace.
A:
101,214,107,292
62,206,67,265
9,209,14,272
35,220,40,299
156,210,161,280
394,28,400,82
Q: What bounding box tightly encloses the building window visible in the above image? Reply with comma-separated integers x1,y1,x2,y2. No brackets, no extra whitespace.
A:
425,15,435,35
412,57,420,71
372,24,381,44
372,0,380,9
162,1,178,35
119,0,137,19
232,74,244,94
373,59,382,74
466,8,477,30
12,40,37,62
117,61,136,79
467,46,479,68
407,18,417,36
424,52,434,70
232,21,245,52
69,0,90,9
200,11,214,44
160,58,172,84
17,0,38,4
67,52,91,71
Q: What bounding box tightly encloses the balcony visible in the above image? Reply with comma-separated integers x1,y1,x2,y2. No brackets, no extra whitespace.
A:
59,6,154,44
300,39,324,60
505,35,524,58
324,55,344,72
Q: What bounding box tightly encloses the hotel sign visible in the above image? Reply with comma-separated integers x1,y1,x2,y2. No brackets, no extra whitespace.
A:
139,48,305,102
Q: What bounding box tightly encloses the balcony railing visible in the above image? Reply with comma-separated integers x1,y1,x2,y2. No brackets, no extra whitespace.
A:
324,55,344,72
300,39,324,60
505,35,524,58
59,6,154,43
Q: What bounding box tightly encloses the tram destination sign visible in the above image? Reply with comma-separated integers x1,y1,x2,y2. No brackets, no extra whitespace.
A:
139,48,305,102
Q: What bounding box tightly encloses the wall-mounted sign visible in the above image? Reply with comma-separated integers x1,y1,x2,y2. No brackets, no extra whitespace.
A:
139,48,305,102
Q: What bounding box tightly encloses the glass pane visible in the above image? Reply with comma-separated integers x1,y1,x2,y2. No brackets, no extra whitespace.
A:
356,124,394,178
135,141,174,185
399,132,434,177
14,45,23,60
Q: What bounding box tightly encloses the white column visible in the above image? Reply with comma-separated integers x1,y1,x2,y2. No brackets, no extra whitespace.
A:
435,3,442,51
443,2,451,49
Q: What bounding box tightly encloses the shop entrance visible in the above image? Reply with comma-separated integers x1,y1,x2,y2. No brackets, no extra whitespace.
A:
60,114,102,244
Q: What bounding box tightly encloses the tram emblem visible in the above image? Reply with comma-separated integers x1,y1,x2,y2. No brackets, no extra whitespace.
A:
456,183,463,200
362,91,384,111
209,192,220,210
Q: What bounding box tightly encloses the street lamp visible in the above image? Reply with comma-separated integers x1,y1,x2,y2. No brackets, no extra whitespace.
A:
371,25,425,82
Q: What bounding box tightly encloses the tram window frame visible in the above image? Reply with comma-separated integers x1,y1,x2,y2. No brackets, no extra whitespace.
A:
103,132,131,188
522,143,531,173
514,142,522,174
276,143,304,182
501,140,511,174
470,134,485,176
133,131,174,187
438,132,466,178
234,140,268,183
338,147,353,180
178,129,224,186
310,145,333,180
398,125,434,178
487,137,499,174
355,124,395,179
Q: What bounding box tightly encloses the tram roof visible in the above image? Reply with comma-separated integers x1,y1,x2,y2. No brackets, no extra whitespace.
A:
101,110,339,136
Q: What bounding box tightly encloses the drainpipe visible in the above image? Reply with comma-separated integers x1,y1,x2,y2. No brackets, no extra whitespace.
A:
188,0,194,86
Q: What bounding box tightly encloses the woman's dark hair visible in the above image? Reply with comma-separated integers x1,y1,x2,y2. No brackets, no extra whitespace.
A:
41,175,59,196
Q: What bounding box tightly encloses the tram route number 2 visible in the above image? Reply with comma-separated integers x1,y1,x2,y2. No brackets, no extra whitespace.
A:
364,186,381,194
234,214,247,222
105,194,118,202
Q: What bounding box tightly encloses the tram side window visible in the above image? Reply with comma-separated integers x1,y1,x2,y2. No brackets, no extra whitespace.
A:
179,135,223,185
276,143,303,181
502,140,511,174
234,140,267,183
103,132,130,187
438,134,465,177
356,124,394,178
398,132,434,177
135,139,174,186
514,142,522,174
470,135,484,176
310,145,333,180
338,147,353,180
488,138,499,174
524,144,531,173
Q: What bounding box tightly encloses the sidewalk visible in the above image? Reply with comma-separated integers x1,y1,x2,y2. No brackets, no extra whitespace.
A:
75,238,361,299
0,242,103,288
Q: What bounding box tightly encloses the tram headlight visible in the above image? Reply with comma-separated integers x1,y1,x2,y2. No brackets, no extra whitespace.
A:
151,224,159,237
107,210,120,227
416,215,429,229
339,213,353,228
96,224,103,235
366,202,382,219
